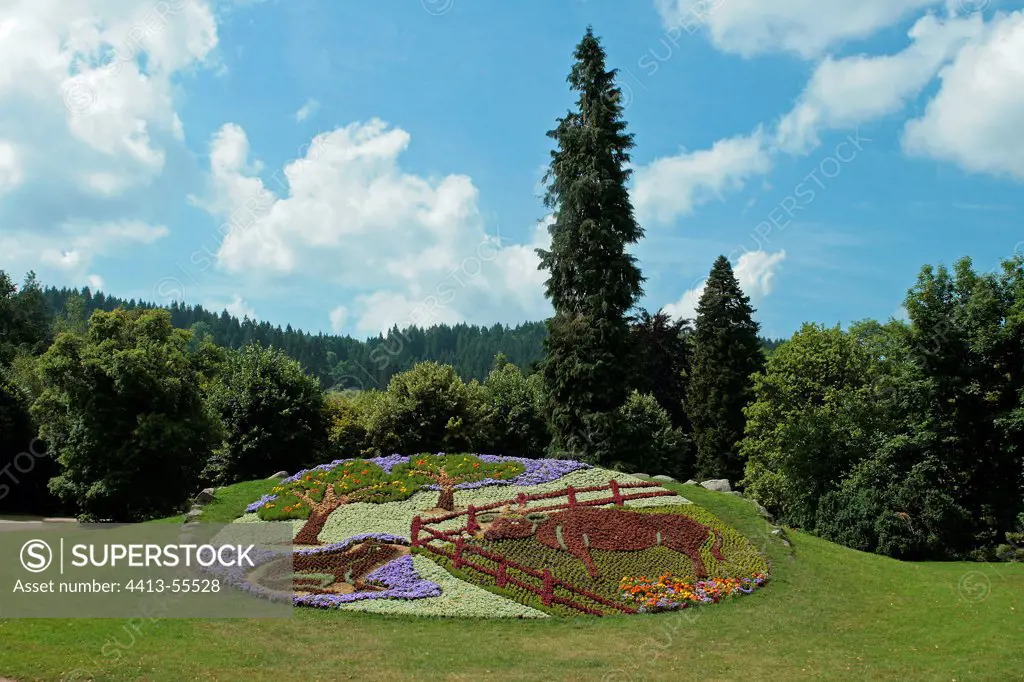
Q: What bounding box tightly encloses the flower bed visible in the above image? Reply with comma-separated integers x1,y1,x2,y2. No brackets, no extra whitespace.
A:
619,572,768,612
231,455,767,618
418,499,769,617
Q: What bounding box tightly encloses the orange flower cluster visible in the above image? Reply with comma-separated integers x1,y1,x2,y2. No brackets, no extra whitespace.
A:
619,571,767,612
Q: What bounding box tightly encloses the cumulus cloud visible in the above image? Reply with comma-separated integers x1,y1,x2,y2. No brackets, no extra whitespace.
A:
226,294,256,319
0,139,22,196
329,305,349,333
632,130,773,225
902,10,1024,180
776,12,982,154
0,219,168,282
191,120,552,334
662,250,786,320
655,0,943,58
0,0,219,194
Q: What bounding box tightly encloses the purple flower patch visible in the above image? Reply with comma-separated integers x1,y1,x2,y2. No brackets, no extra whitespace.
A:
245,493,278,513
248,454,592,512
293,533,410,555
207,536,440,607
294,555,441,608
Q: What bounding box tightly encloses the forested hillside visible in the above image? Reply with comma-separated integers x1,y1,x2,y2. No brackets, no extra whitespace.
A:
39,286,547,388
38,285,783,389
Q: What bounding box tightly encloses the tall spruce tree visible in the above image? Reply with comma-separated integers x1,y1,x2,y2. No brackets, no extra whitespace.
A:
687,256,764,481
537,28,645,464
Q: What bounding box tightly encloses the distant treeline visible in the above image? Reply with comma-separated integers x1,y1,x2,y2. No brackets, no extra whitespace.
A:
39,286,783,389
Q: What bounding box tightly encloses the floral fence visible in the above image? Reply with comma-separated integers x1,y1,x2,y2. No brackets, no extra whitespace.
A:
412,480,682,616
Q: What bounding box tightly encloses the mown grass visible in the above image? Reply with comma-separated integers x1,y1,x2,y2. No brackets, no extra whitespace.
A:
1,483,1021,681
146,479,278,525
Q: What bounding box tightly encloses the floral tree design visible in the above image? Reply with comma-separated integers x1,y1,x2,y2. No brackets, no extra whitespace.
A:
258,460,419,545
392,454,524,511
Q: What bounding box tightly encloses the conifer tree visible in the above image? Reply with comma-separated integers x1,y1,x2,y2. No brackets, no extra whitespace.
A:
687,256,764,481
537,27,645,464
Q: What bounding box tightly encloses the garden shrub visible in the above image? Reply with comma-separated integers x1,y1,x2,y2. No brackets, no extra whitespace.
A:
476,355,549,458
33,309,218,521
204,343,328,484
362,362,485,455
614,390,691,478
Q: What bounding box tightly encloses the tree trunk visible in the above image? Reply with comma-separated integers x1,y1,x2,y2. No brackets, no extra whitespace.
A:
295,509,331,545
437,486,455,512
292,487,347,546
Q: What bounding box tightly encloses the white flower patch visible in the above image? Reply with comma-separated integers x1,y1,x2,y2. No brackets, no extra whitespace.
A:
338,554,550,618
233,467,689,543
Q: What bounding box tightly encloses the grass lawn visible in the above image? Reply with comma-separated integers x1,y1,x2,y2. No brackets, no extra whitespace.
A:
1,483,1021,681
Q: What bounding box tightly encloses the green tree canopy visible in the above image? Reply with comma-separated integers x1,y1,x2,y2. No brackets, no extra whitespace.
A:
538,27,645,464
363,361,484,455
687,256,764,482
32,308,218,521
204,343,327,484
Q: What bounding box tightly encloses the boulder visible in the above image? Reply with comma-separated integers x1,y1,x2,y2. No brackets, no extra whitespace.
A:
195,488,216,505
683,479,698,486
630,473,652,480
651,475,677,484
700,479,732,493
268,471,289,480
184,508,203,523
752,501,774,521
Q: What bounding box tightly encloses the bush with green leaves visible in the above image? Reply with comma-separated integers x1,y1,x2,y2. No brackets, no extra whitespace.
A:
613,391,691,478
204,343,328,484
0,364,63,515
323,391,373,458
362,362,485,455
32,308,219,521
740,322,880,527
476,354,549,457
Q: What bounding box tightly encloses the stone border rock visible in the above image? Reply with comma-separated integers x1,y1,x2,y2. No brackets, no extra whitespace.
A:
183,487,217,524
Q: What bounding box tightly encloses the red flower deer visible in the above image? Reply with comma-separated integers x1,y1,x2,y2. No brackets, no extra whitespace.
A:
483,507,726,579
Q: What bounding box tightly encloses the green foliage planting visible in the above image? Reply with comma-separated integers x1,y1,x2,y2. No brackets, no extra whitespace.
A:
687,256,764,482
204,343,328,484
32,308,219,521
476,354,549,458
538,28,645,465
613,391,691,478
628,310,693,432
742,254,1024,559
362,361,485,455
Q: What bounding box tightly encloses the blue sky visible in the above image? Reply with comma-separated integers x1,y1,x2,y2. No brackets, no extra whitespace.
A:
1,0,1022,340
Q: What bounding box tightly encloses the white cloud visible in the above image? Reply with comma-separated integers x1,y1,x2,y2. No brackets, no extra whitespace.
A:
192,120,552,334
632,130,772,225
0,0,220,197
903,10,1024,180
656,0,943,59
329,305,349,333
663,250,786,320
87,273,104,290
776,13,982,154
225,294,256,319
0,139,22,196
0,219,168,282
294,98,320,122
